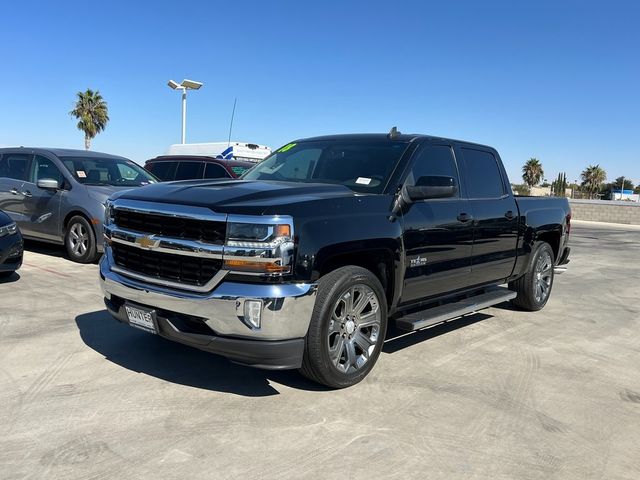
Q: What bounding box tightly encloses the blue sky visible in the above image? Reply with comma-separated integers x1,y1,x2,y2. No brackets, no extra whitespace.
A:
1,0,639,185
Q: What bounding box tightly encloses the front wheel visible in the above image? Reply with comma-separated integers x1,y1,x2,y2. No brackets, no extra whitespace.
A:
64,216,97,263
300,266,388,388
509,242,555,311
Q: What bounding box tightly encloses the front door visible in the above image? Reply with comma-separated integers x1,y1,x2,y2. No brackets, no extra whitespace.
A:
0,152,31,225
400,144,474,304
20,154,66,241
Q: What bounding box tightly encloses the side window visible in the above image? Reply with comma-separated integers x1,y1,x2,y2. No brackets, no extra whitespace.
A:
0,154,31,181
204,163,229,179
175,161,204,180
406,145,459,195
461,148,504,198
31,155,63,184
147,161,177,181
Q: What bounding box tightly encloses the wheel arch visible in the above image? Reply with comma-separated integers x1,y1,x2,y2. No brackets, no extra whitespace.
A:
535,230,561,261
316,245,397,309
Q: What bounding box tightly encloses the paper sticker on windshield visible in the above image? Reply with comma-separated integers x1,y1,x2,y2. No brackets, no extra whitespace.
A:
278,143,297,153
77,170,87,178
356,177,372,185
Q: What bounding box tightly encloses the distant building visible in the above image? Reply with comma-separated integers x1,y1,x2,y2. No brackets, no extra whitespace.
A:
611,189,639,202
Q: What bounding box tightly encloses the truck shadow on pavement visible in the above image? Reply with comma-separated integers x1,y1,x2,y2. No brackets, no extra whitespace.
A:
75,310,328,397
383,312,493,354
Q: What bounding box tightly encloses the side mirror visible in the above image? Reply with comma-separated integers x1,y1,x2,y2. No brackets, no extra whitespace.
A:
37,178,60,190
404,176,457,201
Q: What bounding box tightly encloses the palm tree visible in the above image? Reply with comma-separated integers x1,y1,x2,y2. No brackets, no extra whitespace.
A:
522,158,544,188
580,164,607,199
69,89,109,150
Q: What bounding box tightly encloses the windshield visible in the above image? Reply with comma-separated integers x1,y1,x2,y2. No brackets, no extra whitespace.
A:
60,156,157,187
241,140,409,193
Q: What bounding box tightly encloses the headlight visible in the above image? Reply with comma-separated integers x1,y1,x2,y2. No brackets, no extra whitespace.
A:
226,223,291,248
104,200,113,226
223,217,294,275
0,222,18,238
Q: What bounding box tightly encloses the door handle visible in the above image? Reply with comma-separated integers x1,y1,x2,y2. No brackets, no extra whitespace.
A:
457,213,473,223
505,210,515,220
9,188,19,195
22,190,32,198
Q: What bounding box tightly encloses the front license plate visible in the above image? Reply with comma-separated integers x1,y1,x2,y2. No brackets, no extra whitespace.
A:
125,305,157,333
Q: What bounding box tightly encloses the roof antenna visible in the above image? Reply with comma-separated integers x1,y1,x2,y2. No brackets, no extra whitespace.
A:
227,97,237,148
388,126,401,138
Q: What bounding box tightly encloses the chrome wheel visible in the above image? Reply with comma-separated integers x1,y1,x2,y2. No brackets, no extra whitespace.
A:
69,223,88,256
327,284,382,374
534,250,553,303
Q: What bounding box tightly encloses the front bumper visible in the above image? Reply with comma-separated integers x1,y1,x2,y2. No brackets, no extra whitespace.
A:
99,250,317,369
0,232,23,272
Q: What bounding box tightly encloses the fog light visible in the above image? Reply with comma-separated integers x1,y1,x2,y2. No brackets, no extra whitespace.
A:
244,300,263,329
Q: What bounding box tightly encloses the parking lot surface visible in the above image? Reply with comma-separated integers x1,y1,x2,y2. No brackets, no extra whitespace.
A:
1,222,639,479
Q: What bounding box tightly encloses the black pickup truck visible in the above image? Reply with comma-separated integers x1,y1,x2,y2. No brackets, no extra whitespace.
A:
100,132,571,388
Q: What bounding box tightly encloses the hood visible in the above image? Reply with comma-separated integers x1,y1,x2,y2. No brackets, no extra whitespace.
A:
113,179,358,214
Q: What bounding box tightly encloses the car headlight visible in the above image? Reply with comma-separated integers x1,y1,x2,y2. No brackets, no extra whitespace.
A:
223,217,294,275
104,200,114,226
0,222,18,238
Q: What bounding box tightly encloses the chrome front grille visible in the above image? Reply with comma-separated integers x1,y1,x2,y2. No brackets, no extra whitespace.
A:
111,242,222,287
106,200,228,292
113,209,226,244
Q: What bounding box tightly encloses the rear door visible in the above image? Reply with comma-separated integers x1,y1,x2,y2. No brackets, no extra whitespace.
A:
20,154,66,241
458,147,519,285
0,152,32,225
400,143,474,303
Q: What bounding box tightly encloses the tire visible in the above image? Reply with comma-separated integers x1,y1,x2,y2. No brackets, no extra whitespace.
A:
300,266,388,389
0,271,14,279
64,215,97,263
509,242,555,311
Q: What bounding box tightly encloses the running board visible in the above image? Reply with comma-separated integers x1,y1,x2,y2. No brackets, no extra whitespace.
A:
395,288,517,332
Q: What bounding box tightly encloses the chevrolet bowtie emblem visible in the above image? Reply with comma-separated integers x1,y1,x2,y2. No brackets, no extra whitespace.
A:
135,236,160,249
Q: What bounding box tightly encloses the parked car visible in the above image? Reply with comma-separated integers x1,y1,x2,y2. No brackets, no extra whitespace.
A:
0,208,23,278
0,148,157,263
100,132,571,388
144,155,255,182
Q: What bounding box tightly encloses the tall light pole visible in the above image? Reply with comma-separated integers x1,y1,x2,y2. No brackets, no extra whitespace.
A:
167,79,203,144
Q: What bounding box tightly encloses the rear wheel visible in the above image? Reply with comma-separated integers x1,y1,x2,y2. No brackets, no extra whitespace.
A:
65,216,97,263
510,242,555,311
300,266,388,388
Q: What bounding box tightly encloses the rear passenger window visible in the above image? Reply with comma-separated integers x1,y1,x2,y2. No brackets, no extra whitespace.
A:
148,161,178,181
0,154,31,181
175,161,204,180
406,145,459,195
204,163,229,179
462,148,505,198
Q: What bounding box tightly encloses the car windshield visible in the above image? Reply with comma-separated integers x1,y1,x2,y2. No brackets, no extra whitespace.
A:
241,140,409,193
60,156,157,186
